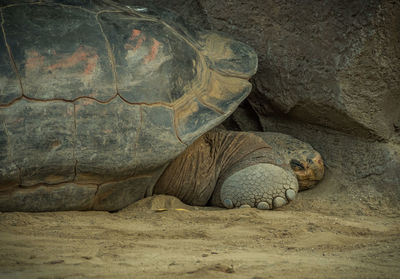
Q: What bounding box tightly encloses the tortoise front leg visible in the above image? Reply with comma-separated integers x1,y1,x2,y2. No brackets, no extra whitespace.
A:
218,163,298,210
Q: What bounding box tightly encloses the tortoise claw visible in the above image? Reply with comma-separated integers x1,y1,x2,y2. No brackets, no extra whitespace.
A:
219,163,298,210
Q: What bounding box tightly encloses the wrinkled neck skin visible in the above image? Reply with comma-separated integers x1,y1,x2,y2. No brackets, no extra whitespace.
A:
153,129,288,206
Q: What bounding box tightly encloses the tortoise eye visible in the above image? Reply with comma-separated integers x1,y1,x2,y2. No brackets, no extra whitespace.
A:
290,159,305,171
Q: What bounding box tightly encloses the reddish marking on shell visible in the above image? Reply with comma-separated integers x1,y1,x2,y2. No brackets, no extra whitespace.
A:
124,36,145,52
129,29,141,41
25,50,44,71
84,54,99,75
144,39,160,64
48,46,98,74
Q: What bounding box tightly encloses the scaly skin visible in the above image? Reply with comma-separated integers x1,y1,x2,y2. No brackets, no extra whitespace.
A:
155,129,324,210
253,132,324,191
219,163,298,209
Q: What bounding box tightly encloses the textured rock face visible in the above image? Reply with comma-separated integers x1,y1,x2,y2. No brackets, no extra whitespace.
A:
133,0,400,201
198,0,400,142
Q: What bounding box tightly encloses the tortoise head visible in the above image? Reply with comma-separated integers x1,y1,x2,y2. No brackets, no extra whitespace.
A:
289,150,324,191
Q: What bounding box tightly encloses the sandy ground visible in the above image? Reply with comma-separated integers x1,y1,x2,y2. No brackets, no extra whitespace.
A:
1,174,400,279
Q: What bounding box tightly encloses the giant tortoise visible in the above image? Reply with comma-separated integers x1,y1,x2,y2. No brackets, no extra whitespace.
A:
0,1,323,212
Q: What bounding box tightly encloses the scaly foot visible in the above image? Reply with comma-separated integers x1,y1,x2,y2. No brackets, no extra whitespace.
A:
220,163,298,210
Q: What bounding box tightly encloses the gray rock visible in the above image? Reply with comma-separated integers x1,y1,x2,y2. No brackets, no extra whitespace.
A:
194,0,400,142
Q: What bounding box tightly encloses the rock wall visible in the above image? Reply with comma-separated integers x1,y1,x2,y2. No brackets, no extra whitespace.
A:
128,0,400,203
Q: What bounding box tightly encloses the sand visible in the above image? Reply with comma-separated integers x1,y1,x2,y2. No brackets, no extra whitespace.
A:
1,182,399,279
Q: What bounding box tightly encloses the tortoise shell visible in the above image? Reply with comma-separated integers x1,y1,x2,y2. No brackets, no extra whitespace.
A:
0,1,257,211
